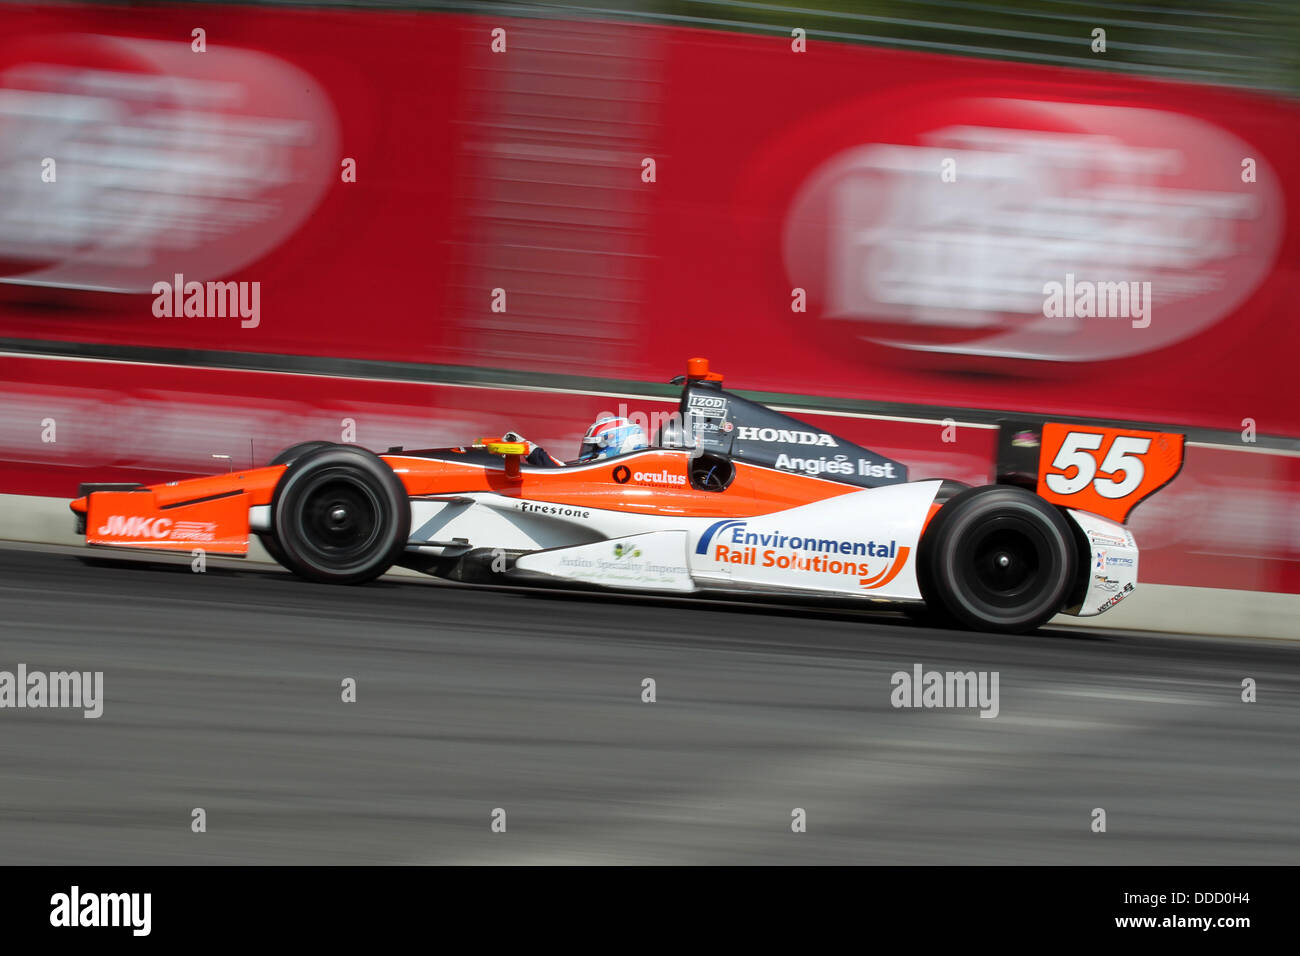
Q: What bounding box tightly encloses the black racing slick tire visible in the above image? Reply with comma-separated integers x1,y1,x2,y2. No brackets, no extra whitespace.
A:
258,441,337,566
268,441,336,468
270,445,410,584
916,485,1076,634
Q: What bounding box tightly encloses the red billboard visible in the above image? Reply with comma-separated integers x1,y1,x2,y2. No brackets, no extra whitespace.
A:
0,5,1295,433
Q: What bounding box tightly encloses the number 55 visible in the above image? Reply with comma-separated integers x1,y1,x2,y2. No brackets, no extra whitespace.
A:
1045,432,1150,499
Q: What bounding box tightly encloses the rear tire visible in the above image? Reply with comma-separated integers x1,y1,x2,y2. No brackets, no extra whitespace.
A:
271,445,410,584
916,485,1075,633
258,441,337,566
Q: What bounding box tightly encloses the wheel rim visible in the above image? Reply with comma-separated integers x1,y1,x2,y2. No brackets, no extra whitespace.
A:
957,516,1054,610
293,471,384,564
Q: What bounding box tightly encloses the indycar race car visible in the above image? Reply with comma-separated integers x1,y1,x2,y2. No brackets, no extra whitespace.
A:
69,358,1185,633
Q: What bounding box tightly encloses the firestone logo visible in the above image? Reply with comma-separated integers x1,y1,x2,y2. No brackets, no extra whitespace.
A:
519,502,591,518
97,516,172,539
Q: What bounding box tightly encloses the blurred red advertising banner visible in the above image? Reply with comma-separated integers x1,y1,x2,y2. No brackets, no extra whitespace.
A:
0,4,1295,440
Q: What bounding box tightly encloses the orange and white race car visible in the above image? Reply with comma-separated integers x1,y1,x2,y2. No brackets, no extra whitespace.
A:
69,359,1184,633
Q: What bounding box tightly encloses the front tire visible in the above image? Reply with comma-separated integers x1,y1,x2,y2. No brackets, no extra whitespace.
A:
271,445,410,584
917,485,1076,633
258,441,337,566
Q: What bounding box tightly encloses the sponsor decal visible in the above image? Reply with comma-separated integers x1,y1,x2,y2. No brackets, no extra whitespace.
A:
696,519,745,554
94,515,218,543
1094,574,1120,593
556,554,686,574
1088,530,1131,547
537,535,693,589
519,502,591,519
696,519,909,590
735,427,837,447
1098,581,1136,611
1011,430,1040,449
697,520,896,557
859,548,911,590
168,520,218,543
773,453,897,479
96,515,172,539
1095,549,1136,574
688,394,728,411
86,490,248,553
631,469,686,487
611,464,684,487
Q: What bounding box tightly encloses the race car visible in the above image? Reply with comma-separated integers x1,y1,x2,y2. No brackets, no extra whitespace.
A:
68,358,1185,633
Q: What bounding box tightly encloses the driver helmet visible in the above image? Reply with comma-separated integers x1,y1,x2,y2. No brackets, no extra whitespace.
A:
578,416,648,462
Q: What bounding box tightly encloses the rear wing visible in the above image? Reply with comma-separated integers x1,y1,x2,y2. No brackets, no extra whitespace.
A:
997,420,1185,524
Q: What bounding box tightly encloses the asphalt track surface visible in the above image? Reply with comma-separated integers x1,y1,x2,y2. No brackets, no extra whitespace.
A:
1,542,1297,865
